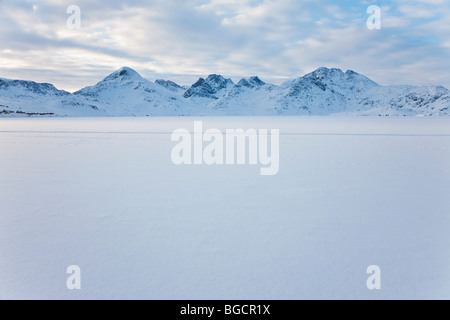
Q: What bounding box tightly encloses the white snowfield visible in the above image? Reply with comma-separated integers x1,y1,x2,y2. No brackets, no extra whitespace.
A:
0,117,449,300
1,67,449,117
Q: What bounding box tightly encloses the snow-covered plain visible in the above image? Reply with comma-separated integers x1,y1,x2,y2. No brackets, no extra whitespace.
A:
0,117,449,300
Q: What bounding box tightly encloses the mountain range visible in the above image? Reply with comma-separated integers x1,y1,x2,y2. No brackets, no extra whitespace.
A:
1,67,449,117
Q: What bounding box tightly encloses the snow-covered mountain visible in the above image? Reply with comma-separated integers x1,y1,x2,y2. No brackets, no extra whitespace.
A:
183,74,235,99
270,68,381,115
73,67,199,116
0,77,102,116
0,78,69,97
211,76,278,115
209,68,450,116
1,67,449,117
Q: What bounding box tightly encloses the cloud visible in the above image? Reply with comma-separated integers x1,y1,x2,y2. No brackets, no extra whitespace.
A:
0,0,449,91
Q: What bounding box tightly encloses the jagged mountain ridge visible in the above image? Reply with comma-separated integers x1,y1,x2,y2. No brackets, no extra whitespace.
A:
183,74,235,99
1,67,449,117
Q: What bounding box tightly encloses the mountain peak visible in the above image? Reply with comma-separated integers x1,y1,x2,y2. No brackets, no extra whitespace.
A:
184,75,234,99
102,67,145,82
237,76,266,88
205,74,234,88
306,67,345,80
298,67,379,90
206,74,224,81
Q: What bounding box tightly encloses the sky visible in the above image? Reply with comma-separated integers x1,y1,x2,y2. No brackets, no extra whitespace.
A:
0,0,449,92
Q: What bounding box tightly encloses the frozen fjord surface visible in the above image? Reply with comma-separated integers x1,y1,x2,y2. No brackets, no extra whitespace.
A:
0,117,449,299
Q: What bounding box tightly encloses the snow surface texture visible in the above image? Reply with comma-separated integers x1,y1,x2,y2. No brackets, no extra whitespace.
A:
0,117,449,300
0,67,449,117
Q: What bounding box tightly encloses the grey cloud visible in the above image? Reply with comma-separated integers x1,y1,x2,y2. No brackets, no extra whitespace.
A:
0,0,449,91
